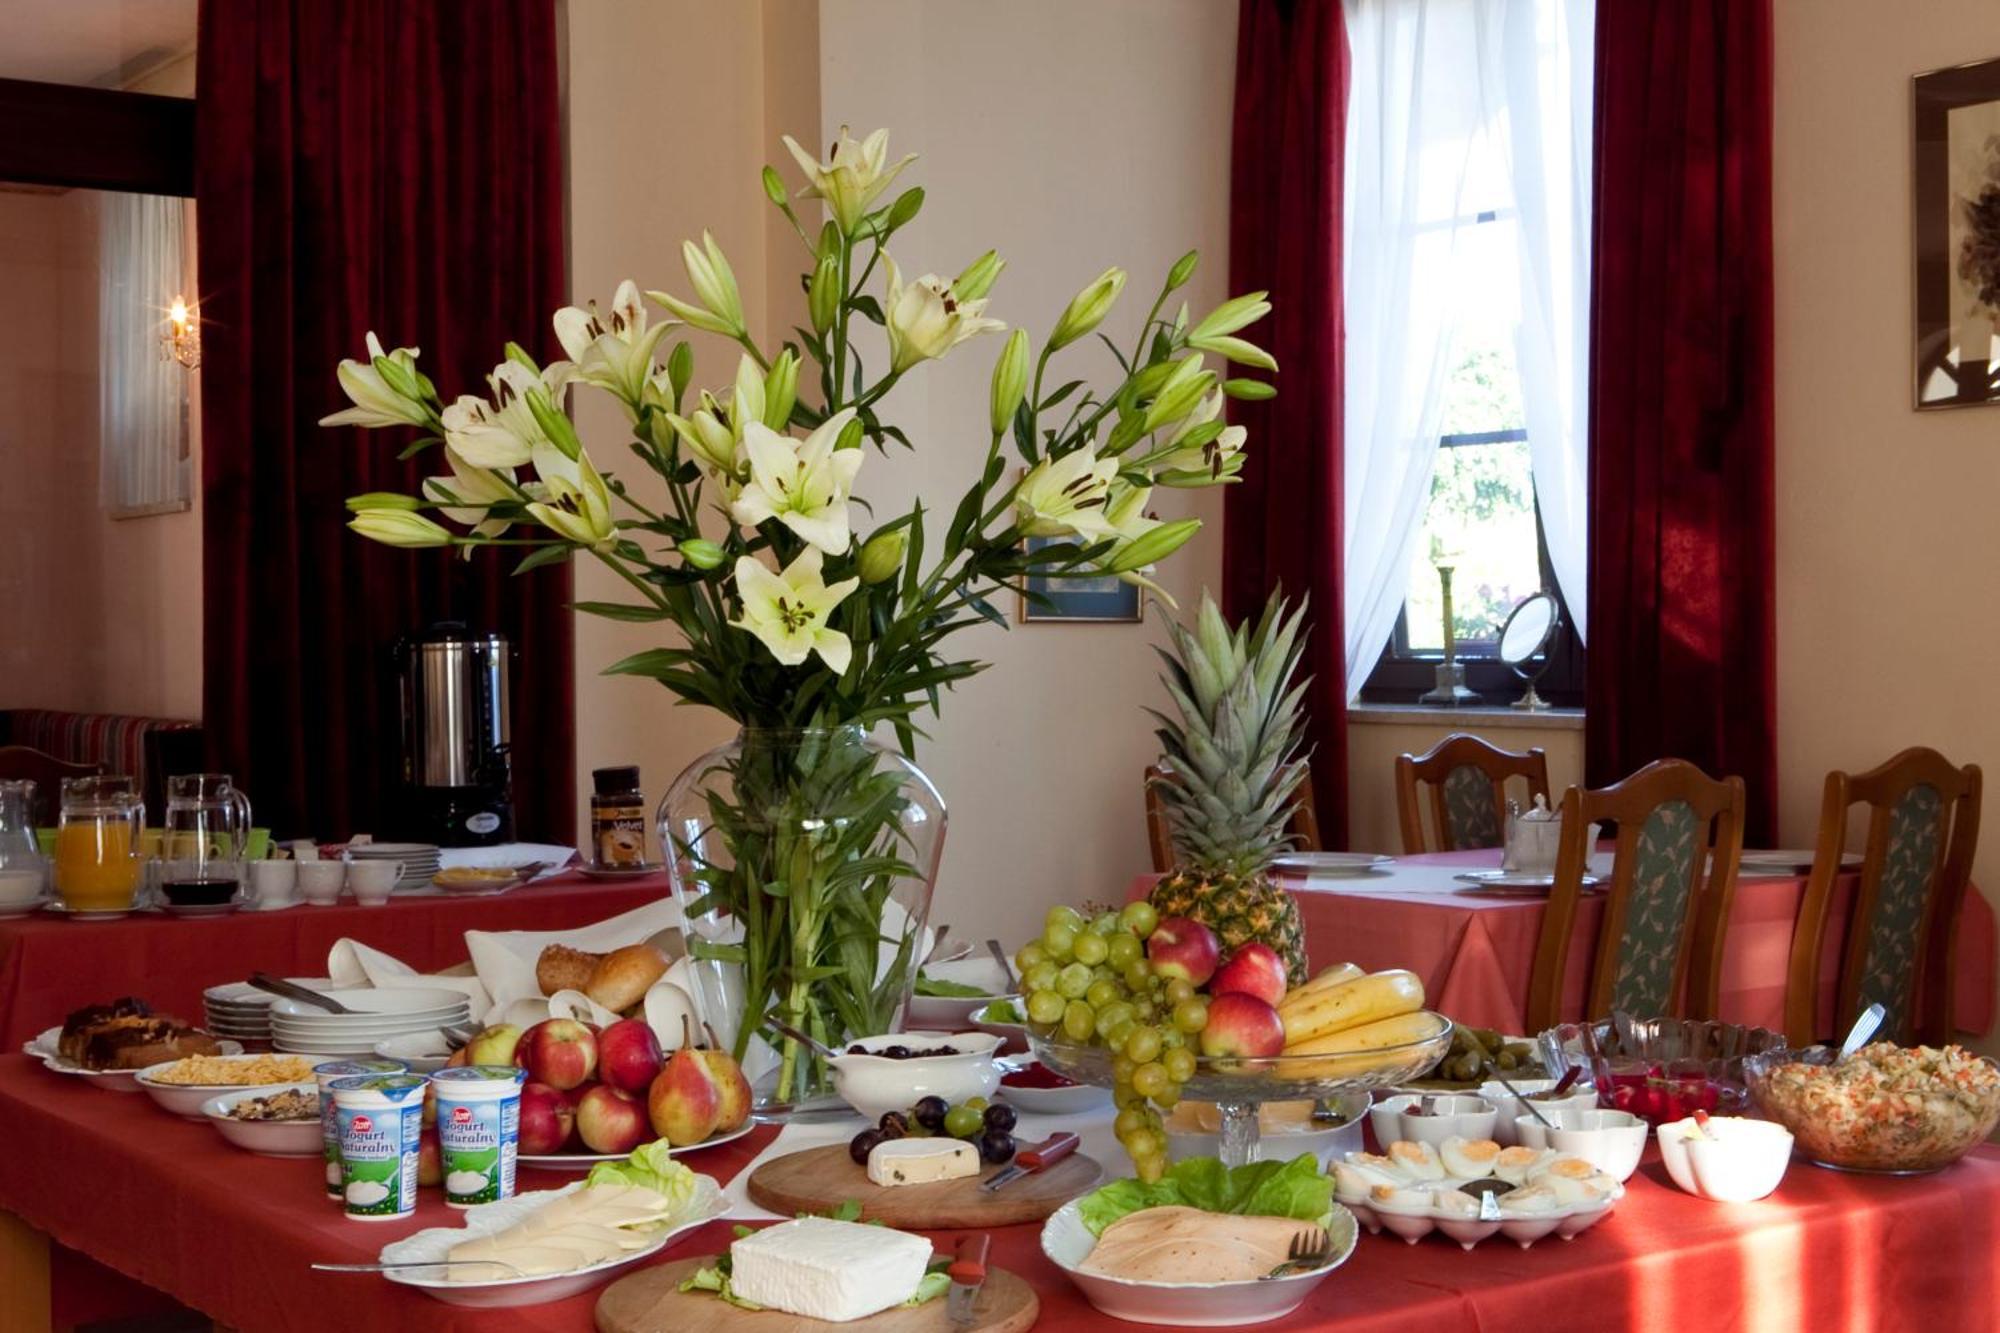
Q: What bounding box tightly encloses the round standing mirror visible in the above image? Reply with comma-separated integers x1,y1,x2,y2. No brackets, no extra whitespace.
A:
1497,590,1560,711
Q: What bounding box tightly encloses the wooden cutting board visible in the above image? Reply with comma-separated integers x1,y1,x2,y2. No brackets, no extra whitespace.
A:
594,1256,1040,1333
746,1143,1102,1228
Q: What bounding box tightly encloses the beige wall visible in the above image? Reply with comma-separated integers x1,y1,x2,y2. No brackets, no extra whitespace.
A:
564,0,1237,943
1772,0,2000,1047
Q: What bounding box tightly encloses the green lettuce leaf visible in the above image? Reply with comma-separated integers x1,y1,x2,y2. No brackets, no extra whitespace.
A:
585,1139,700,1220
976,999,1025,1024
1076,1154,1333,1237
915,973,991,997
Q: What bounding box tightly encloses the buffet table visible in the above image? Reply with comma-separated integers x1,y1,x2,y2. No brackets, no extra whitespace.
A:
0,870,670,1048
1133,851,1998,1039
4,1052,2000,1331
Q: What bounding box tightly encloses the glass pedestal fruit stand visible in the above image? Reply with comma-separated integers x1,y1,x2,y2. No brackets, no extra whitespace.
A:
1030,1018,1455,1167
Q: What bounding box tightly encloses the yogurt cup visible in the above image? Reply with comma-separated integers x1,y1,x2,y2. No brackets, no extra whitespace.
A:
315,1059,407,1197
329,1073,427,1220
429,1065,526,1208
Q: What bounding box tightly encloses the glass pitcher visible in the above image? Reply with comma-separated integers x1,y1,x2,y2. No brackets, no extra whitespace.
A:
161,773,253,910
55,776,146,915
0,780,47,908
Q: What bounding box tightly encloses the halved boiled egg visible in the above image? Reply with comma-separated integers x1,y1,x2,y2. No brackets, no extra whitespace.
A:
1439,1136,1502,1180
1386,1140,1445,1181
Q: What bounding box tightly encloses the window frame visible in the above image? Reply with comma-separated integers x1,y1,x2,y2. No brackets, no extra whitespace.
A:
1359,426,1585,707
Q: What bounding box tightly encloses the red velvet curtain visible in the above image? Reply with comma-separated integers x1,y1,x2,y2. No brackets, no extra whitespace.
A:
1225,0,1350,848
1585,0,1776,840
196,0,574,842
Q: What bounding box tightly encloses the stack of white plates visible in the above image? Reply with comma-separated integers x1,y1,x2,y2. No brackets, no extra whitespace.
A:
268,986,471,1056
345,842,441,891
202,978,337,1043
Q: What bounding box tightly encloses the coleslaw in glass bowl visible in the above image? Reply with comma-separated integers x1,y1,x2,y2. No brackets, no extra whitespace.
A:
1743,1041,2000,1174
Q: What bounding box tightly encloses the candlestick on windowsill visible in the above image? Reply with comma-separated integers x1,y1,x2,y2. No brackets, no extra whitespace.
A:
1418,560,1480,706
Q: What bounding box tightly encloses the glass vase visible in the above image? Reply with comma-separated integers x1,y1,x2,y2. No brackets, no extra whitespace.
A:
658,725,946,1118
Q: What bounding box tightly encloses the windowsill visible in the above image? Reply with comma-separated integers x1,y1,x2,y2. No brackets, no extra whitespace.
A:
1347,702,1584,731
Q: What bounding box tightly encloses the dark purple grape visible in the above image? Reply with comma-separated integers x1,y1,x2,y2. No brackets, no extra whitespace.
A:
912,1095,949,1129
982,1103,1017,1133
848,1129,884,1164
979,1130,1016,1164
883,1045,912,1059
846,1043,869,1055
878,1111,909,1139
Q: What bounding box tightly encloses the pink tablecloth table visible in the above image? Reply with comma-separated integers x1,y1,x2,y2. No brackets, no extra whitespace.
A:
1131,850,1996,1038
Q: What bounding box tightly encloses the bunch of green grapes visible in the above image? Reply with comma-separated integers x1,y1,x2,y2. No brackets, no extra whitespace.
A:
1017,900,1207,1182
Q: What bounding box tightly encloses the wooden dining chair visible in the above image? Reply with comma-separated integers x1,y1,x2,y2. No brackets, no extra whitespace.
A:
1393,733,1552,854
1144,762,1321,873
1524,758,1746,1033
1782,747,1981,1047
0,746,104,825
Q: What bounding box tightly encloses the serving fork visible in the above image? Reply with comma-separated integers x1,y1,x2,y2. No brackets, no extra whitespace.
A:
1260,1227,1333,1280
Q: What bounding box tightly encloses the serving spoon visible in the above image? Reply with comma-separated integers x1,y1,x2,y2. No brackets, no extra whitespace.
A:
1837,1002,1887,1060
249,973,352,1014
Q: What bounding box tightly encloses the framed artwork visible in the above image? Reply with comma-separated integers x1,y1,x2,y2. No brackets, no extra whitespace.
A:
1018,536,1143,623
1914,56,2000,409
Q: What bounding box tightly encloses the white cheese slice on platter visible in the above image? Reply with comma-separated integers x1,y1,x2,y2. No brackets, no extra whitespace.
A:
865,1136,979,1187
728,1216,931,1322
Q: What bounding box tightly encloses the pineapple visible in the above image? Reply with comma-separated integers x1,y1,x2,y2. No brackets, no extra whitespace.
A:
1146,589,1312,981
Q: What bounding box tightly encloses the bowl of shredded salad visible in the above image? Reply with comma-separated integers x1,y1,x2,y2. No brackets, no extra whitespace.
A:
1744,1041,2000,1174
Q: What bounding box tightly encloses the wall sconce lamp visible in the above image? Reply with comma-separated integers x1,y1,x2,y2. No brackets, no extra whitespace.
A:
163,294,200,370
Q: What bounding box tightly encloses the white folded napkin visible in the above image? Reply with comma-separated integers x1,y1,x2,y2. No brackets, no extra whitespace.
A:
325,938,492,1013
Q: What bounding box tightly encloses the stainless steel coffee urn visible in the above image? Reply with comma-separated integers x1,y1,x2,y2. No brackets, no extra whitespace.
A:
395,624,515,846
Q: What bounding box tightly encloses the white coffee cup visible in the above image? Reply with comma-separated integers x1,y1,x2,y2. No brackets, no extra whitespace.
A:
346,859,402,906
298,860,345,905
246,859,298,908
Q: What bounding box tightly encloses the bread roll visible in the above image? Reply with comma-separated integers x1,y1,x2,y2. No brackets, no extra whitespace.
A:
536,944,604,997
586,943,670,1012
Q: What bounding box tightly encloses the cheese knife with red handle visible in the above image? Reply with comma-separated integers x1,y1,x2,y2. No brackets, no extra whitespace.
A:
979,1131,1079,1192
946,1233,990,1328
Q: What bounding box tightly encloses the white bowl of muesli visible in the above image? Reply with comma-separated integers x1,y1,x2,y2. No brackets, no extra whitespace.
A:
202,1083,322,1156
1745,1041,2000,1174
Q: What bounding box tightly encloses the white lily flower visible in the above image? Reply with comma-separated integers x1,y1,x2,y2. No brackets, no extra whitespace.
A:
1153,389,1246,481
663,354,769,476
882,253,1006,373
730,547,860,673
552,280,673,408
526,448,615,551
320,332,432,429
647,234,749,338
423,446,519,544
1015,446,1120,541
781,126,917,233
439,394,532,469
487,359,574,446
730,408,864,554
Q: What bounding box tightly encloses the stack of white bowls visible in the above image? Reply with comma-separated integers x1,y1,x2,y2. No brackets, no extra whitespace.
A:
268,986,470,1056
202,978,336,1044
344,842,441,892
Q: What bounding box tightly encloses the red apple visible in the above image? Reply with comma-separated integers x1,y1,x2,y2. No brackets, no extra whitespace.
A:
465,1024,524,1068
1147,916,1221,987
647,1049,722,1146
575,1084,652,1155
515,1018,598,1091
417,1126,442,1187
1209,943,1288,1007
518,1081,577,1155
597,1018,665,1094
691,1048,752,1132
1197,991,1286,1058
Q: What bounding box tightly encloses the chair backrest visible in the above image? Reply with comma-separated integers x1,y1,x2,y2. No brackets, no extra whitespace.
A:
1784,747,1981,1047
0,747,106,825
1394,733,1552,854
1144,762,1321,874
1525,758,1746,1033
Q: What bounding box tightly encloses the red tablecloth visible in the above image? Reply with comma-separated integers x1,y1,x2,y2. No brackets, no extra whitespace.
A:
0,870,671,1048
1130,851,1996,1039
4,1052,2000,1331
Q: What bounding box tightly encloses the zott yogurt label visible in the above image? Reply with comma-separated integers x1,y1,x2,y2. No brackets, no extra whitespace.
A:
429,1065,525,1208
314,1059,406,1199
330,1074,427,1221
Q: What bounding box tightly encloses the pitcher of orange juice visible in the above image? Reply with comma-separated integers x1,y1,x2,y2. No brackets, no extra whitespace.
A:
55,776,146,917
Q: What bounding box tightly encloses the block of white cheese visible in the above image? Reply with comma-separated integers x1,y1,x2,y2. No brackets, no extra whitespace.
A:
866,1135,980,1187
728,1216,931,1322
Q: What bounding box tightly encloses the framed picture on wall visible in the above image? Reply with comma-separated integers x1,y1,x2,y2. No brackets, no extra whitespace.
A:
1018,537,1144,623
1914,55,2000,409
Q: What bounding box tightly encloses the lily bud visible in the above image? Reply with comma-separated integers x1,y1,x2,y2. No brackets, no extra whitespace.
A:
678,538,726,570
1222,377,1277,401
809,253,840,335
667,342,694,404
990,329,1030,438
370,351,424,403
525,388,583,460
1048,267,1127,351
1189,292,1272,342
1166,250,1199,292
350,509,453,549
1105,518,1201,574
344,492,423,512
882,186,925,233
503,342,540,373
763,349,800,431
835,416,866,451
761,165,787,208
857,528,908,583
1188,332,1278,372
955,250,1005,302
685,232,748,336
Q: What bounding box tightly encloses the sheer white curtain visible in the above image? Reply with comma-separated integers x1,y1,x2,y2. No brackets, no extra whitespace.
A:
99,192,191,514
1342,0,1593,690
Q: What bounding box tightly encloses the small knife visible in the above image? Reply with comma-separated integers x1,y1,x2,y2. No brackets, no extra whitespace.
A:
979,1131,1079,1192
946,1233,990,1327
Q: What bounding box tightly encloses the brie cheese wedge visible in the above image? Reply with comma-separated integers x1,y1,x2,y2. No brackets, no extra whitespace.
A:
865,1136,979,1187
